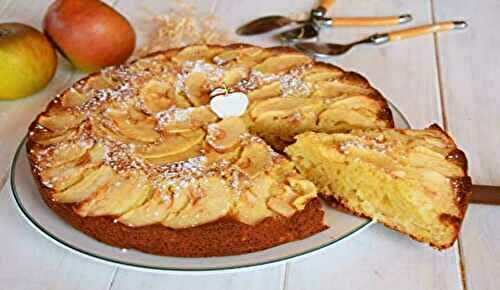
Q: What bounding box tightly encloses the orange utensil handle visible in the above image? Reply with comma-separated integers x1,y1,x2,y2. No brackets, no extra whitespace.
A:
332,14,412,26
319,0,336,11
388,21,467,41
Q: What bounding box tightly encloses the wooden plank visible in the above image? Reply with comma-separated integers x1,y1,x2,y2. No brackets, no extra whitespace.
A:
0,185,115,290
432,1,500,289
282,1,462,289
286,224,462,290
0,2,116,290
109,266,284,290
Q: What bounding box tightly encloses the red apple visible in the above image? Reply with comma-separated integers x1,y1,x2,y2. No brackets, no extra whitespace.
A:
43,0,136,72
0,23,57,100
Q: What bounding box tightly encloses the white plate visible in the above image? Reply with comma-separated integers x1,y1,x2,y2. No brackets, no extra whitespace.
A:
10,102,409,273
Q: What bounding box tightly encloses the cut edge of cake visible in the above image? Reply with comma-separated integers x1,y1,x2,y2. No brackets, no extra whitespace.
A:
285,124,472,249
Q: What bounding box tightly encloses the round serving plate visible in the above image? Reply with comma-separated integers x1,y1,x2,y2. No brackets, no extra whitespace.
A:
10,102,410,273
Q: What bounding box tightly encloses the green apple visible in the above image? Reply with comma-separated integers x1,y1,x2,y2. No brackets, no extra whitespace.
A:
0,23,57,100
43,0,136,72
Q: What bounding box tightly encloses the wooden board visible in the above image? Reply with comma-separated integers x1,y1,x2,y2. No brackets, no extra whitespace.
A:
433,1,500,289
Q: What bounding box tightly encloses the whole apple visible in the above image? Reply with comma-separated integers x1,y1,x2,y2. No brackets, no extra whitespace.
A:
0,23,57,100
43,0,136,72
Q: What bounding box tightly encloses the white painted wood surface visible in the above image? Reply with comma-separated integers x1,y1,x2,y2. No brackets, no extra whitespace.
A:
0,0,497,289
433,1,500,290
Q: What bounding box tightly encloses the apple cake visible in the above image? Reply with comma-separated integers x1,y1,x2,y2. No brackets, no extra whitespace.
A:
285,125,472,249
27,44,395,256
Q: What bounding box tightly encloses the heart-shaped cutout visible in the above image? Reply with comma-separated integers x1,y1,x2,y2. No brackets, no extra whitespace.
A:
210,91,249,119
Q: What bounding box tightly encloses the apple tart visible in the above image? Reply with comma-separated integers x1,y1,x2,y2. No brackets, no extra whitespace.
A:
27,44,395,256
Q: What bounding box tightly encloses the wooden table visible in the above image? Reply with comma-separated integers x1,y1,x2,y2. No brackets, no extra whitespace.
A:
1,1,498,289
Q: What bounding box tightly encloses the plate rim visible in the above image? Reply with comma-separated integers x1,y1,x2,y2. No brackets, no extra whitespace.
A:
9,102,410,273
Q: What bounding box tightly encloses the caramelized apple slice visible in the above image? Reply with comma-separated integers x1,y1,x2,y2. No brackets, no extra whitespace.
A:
184,72,210,106
248,82,281,100
40,140,93,168
253,54,311,74
317,107,386,132
311,80,374,98
38,109,86,133
234,174,275,225
204,143,242,165
93,118,142,144
207,117,247,153
135,129,205,159
157,106,218,133
60,88,90,108
146,142,203,164
250,97,321,119
53,165,114,203
80,74,114,92
168,86,192,108
267,197,296,217
118,190,173,227
235,142,273,177
75,172,152,217
301,66,343,82
287,178,317,210
40,143,106,191
162,177,232,229
164,184,192,218
140,80,174,113
173,45,224,63
222,66,249,86
105,108,160,143
212,47,264,64
30,128,79,146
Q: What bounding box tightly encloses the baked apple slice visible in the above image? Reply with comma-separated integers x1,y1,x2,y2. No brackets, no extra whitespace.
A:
312,80,374,98
40,143,106,191
184,72,210,106
249,97,321,119
253,54,311,74
235,142,273,178
38,109,85,133
206,117,247,153
233,173,275,225
118,190,173,227
158,106,218,133
52,165,114,203
134,129,205,159
105,108,160,143
172,45,224,63
60,88,90,108
75,172,152,217
162,177,232,229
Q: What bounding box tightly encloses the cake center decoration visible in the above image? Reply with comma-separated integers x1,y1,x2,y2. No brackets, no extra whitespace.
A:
209,88,249,119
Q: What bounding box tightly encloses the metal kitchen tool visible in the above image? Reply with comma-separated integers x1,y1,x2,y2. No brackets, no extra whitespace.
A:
236,0,412,39
278,14,412,42
295,21,467,57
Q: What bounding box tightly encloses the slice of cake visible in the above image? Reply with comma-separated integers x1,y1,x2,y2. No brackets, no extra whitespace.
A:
285,124,472,248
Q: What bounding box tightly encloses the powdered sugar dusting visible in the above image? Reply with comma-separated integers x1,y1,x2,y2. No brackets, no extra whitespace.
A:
175,60,225,95
236,65,311,97
155,107,194,128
